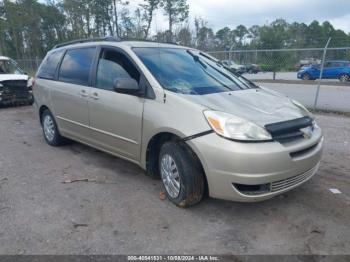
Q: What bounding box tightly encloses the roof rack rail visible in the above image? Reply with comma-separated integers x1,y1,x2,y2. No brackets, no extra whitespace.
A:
123,38,179,45
53,36,120,49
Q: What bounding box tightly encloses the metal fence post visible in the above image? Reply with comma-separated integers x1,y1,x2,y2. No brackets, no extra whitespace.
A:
229,43,235,61
313,37,331,110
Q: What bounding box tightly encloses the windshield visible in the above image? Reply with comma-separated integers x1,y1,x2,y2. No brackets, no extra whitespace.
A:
133,47,253,95
0,59,25,75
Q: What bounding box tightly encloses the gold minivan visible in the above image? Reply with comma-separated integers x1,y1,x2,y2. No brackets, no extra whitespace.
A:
34,38,323,207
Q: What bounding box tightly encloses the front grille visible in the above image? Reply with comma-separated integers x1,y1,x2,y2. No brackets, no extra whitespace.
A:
271,165,317,192
265,116,313,143
1,80,29,99
232,165,318,196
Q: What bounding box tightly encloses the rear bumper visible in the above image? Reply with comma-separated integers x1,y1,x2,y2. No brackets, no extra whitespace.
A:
187,127,323,202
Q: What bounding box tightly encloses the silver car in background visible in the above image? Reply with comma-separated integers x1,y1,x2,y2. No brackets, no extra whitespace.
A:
33,38,323,207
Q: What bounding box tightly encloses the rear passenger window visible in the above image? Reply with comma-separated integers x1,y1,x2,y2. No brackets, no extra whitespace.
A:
59,47,95,86
37,50,64,79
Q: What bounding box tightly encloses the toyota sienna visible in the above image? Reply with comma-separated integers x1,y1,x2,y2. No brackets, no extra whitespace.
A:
33,38,323,207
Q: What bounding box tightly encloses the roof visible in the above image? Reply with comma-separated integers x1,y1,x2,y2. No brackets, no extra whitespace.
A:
121,41,183,48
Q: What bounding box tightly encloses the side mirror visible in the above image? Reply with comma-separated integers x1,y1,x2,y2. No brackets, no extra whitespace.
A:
113,78,140,95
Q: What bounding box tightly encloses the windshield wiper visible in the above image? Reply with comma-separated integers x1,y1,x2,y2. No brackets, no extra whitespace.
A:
187,50,236,91
199,52,259,89
187,50,207,69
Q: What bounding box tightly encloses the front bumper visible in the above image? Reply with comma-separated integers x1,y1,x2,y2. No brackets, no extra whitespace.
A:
187,127,323,202
0,90,33,105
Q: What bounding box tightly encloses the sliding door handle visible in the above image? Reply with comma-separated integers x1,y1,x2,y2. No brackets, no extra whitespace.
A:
90,92,99,100
79,90,88,97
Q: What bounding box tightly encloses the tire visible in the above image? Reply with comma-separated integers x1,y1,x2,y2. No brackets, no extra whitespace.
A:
302,73,312,80
339,74,350,82
41,109,66,146
159,141,205,207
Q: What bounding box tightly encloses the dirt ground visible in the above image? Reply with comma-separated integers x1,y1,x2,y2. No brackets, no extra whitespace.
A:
0,106,349,255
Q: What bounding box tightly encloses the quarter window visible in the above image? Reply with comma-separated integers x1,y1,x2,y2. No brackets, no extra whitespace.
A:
59,47,96,86
37,49,65,79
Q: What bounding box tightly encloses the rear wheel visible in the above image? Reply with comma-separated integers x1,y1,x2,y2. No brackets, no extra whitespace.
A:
159,141,205,207
41,109,66,146
339,74,350,82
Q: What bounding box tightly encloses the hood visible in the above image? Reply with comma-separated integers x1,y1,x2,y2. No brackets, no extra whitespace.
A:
230,65,244,69
179,88,309,127
0,74,28,82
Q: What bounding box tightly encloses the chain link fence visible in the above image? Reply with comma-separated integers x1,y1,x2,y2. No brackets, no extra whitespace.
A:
16,58,42,76
207,47,350,113
207,47,350,80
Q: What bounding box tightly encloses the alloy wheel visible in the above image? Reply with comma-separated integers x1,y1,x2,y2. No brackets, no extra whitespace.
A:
43,115,55,142
160,154,181,198
340,74,349,82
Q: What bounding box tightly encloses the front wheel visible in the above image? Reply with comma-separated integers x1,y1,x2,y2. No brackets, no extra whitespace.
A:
339,74,350,82
159,141,205,207
302,73,312,80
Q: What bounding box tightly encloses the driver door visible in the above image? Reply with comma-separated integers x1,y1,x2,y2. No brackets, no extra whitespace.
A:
88,47,144,162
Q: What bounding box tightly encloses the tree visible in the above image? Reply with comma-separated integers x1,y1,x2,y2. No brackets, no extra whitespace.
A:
160,0,189,41
140,0,159,39
112,0,130,38
194,18,215,51
216,27,234,50
258,19,291,79
1,0,350,64
233,25,248,47
176,26,192,46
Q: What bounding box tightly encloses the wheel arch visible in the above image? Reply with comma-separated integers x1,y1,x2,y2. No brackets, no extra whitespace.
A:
144,131,209,196
39,105,50,124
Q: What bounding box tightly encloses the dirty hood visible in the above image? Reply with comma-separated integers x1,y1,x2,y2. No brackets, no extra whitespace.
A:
0,74,28,82
180,87,310,126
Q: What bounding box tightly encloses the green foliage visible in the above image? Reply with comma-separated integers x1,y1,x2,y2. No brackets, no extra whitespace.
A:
0,0,349,63
160,0,189,34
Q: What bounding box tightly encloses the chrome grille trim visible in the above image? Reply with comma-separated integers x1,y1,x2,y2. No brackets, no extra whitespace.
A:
271,165,318,192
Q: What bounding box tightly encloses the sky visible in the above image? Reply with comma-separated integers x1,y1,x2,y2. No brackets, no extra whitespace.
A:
128,0,350,34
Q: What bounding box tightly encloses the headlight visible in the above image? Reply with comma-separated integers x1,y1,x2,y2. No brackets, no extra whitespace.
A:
203,111,272,141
